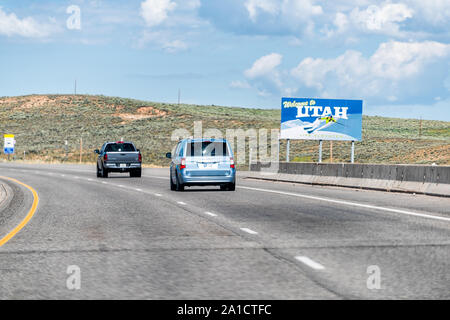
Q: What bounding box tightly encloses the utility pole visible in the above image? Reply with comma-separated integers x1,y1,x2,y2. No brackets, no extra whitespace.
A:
178,88,181,106
318,140,323,163
74,80,77,95
330,141,333,163
286,139,290,162
351,141,355,164
419,117,422,138
64,140,68,162
79,137,83,164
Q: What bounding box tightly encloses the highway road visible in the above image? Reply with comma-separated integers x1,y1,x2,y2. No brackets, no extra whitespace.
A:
0,163,449,299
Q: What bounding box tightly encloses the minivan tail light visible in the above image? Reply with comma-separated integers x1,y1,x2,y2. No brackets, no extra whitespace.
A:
230,157,235,169
180,158,186,170
104,154,108,162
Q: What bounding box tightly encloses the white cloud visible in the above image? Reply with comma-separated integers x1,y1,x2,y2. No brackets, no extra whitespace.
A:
291,40,450,98
244,0,322,23
183,0,201,10
137,30,188,52
162,39,188,52
245,0,279,21
230,80,252,89
140,0,177,27
350,2,413,35
0,7,55,38
239,53,299,97
405,0,450,26
370,41,450,79
281,0,323,18
244,53,283,79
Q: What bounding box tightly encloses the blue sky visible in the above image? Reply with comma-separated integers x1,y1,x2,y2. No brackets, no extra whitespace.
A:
0,0,449,120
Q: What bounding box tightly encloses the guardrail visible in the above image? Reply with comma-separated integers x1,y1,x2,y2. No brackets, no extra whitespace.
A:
247,162,450,197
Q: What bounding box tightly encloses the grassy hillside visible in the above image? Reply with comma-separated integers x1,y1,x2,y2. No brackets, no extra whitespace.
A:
0,94,449,166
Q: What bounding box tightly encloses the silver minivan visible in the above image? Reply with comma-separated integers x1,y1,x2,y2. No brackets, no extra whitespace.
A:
166,138,236,191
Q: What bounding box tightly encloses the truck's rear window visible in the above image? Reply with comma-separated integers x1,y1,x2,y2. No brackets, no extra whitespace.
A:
187,141,229,157
105,143,136,152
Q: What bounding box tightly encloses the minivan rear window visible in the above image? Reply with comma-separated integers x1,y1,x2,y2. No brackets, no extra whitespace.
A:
105,143,136,152
186,141,229,157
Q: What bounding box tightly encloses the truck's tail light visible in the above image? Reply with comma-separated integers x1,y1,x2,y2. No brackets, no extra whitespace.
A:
180,158,186,170
138,153,142,162
104,154,108,162
230,157,235,169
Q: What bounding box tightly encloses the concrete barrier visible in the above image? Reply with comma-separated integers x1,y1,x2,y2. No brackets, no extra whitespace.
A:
247,162,450,197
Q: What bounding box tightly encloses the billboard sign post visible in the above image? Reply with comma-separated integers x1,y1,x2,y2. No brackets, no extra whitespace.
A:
280,98,363,162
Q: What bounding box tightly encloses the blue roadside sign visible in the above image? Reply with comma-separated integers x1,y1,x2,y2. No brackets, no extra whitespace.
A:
4,134,15,154
280,98,363,141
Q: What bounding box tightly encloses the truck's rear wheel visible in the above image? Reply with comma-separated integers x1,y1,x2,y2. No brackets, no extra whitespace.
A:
130,169,141,178
102,166,108,178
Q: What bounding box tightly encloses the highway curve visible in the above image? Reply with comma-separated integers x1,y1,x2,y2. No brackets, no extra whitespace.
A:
0,163,449,299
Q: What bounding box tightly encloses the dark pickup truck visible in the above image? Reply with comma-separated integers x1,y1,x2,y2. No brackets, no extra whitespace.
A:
95,141,142,178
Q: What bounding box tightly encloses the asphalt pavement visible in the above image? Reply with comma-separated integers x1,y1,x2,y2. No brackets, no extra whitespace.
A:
0,162,449,299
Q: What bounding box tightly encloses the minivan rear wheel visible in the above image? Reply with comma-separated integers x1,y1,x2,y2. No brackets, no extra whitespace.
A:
221,183,235,191
170,172,176,190
175,173,184,191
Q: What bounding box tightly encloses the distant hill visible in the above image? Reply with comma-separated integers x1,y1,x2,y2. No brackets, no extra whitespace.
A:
0,94,449,166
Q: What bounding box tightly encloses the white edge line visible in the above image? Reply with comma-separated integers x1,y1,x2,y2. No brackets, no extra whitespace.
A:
240,227,258,235
177,201,187,205
204,211,217,217
295,256,325,270
238,186,450,223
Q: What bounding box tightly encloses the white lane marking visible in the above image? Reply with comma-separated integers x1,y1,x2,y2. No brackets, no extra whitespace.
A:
154,193,162,197
295,256,325,270
118,185,126,188
177,201,187,205
238,186,450,223
61,174,66,177
73,176,79,179
240,228,258,235
87,178,93,181
135,188,143,192
144,176,167,180
102,181,108,184
204,211,218,217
